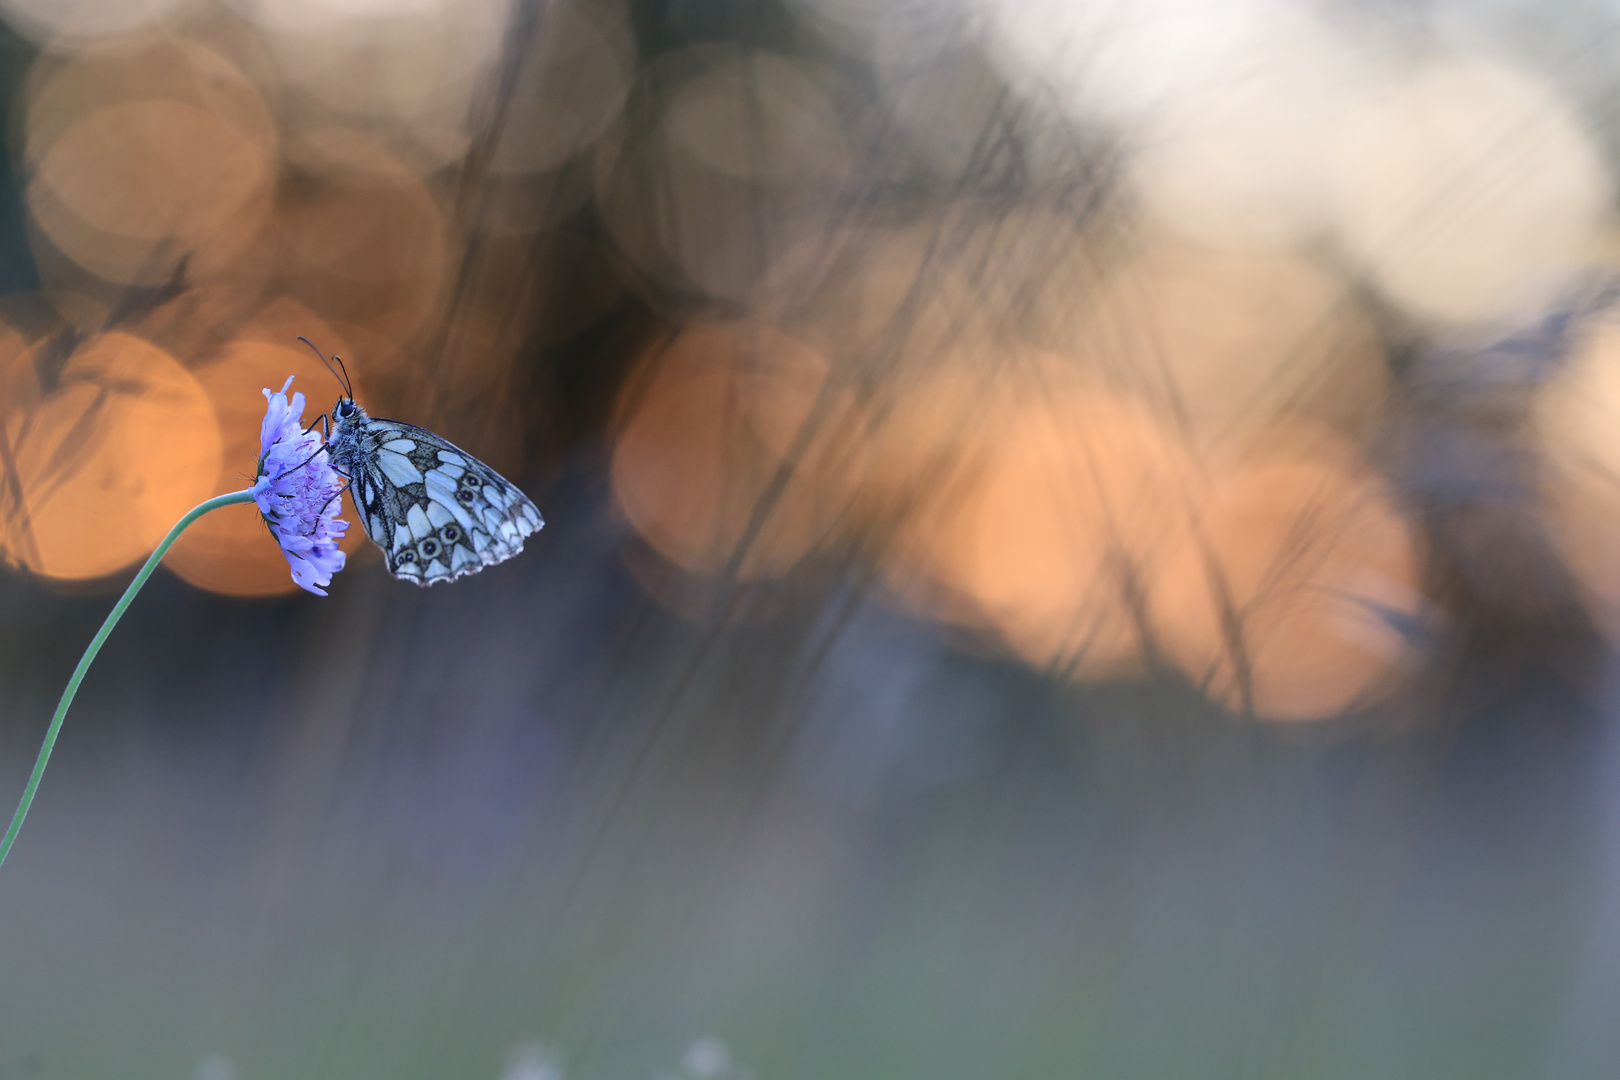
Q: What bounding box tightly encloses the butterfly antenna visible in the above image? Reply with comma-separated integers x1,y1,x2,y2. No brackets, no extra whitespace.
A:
331,353,353,401
296,335,353,400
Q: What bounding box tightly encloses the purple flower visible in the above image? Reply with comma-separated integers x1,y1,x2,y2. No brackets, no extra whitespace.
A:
252,376,348,596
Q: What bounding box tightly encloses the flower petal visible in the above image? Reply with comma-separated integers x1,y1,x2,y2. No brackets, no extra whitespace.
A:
254,375,348,596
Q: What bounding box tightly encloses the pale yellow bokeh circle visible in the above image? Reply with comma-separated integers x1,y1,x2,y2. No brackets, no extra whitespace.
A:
596,47,848,304
1331,58,1610,325
28,99,274,287
1072,233,1388,446
24,34,277,169
0,0,188,49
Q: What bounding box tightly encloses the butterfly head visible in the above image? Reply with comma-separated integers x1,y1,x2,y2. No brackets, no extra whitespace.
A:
329,393,365,429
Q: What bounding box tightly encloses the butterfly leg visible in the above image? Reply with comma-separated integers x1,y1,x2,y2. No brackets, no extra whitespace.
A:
278,440,333,481
319,475,352,521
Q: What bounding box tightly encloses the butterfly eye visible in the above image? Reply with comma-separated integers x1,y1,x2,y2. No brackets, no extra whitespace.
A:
441,525,461,543
398,551,415,563
456,488,476,505
420,539,440,558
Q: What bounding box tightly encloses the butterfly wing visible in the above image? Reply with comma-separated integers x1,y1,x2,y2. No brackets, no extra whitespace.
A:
347,419,543,585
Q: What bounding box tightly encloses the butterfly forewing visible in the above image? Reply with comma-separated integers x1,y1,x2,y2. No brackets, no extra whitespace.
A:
329,408,543,585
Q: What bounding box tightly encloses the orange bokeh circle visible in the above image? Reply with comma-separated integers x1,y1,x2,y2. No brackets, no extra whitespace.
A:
1150,428,1423,720
879,361,1201,677
611,323,859,581
0,331,222,581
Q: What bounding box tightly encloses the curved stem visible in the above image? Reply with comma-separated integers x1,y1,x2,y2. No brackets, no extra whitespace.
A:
0,488,258,872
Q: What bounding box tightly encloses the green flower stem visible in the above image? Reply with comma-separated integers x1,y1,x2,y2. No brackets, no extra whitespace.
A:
0,488,259,872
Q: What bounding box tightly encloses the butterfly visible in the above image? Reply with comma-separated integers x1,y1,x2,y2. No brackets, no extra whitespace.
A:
303,339,544,585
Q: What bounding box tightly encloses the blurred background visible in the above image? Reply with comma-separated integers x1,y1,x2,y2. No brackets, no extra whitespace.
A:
3,0,1620,1076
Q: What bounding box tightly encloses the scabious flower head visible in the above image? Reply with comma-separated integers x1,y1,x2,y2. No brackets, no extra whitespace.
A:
252,376,347,596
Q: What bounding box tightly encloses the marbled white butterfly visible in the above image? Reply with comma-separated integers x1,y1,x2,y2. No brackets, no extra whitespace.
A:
303,339,544,585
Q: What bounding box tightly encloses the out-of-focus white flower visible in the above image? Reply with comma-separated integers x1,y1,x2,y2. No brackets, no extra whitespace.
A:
501,1040,564,1080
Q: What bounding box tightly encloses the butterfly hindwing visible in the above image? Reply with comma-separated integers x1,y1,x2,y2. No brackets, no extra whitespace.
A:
330,410,543,586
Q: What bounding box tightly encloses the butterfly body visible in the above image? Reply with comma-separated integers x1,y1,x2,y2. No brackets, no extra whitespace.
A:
326,398,543,585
